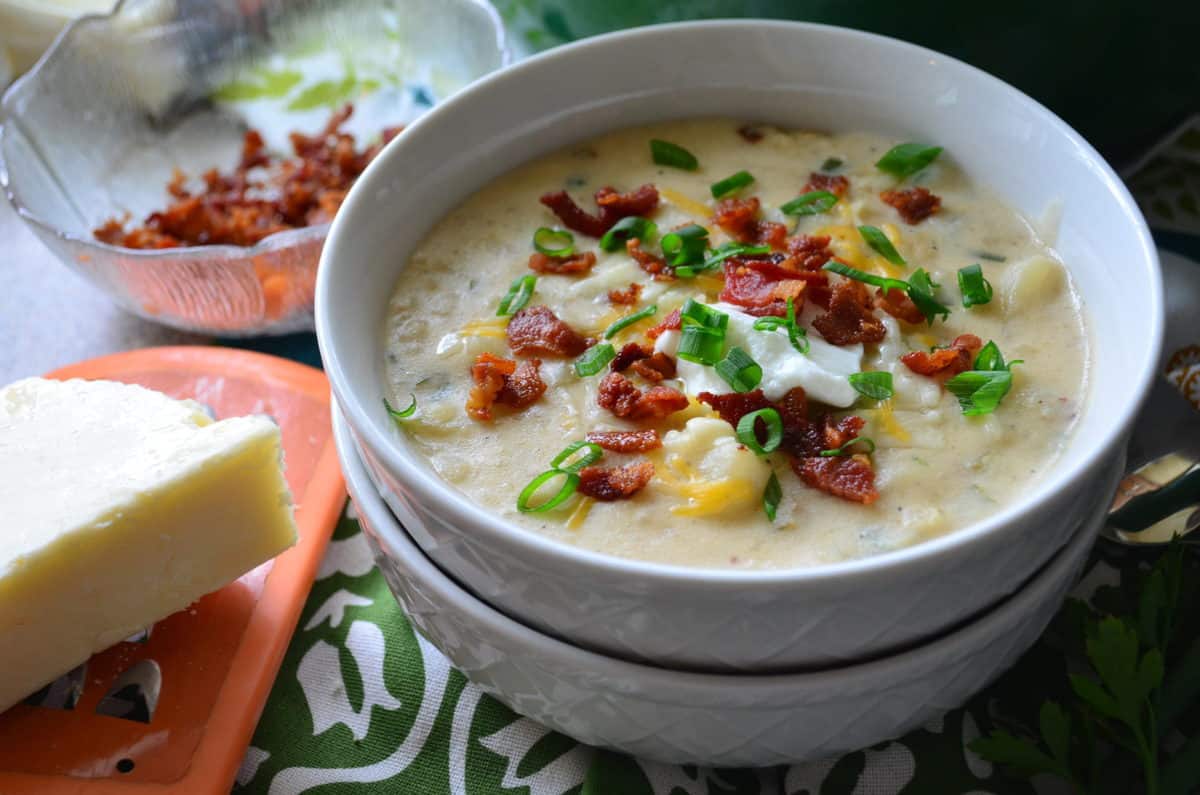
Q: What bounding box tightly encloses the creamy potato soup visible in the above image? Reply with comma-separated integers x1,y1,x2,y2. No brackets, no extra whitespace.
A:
384,119,1088,569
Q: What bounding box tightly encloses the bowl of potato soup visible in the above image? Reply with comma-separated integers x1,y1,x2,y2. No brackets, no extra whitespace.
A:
316,21,1162,671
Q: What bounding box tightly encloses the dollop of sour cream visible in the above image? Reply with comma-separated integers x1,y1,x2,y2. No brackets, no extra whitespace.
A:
654,302,862,407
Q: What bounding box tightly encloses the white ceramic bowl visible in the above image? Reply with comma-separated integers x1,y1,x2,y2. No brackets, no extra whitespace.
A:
317,21,1162,671
336,403,1116,765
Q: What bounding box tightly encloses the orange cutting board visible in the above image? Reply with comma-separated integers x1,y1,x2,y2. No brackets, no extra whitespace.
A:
0,347,346,793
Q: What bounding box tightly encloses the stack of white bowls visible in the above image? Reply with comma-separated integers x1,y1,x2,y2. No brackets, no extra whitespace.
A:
315,22,1162,766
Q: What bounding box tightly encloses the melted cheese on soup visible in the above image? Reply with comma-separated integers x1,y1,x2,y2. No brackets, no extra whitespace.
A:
383,119,1089,570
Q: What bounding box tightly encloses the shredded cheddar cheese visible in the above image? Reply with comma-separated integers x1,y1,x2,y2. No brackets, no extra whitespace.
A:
659,187,713,222
655,454,755,517
459,318,509,338
566,496,595,529
874,399,911,441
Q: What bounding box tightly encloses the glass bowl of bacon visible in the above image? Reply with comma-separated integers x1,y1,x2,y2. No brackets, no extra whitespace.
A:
0,0,507,335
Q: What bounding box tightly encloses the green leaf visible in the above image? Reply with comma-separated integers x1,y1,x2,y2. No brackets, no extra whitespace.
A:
1158,635,1200,732
1161,731,1200,795
1086,618,1141,713
1039,701,1072,768
580,750,653,795
970,729,1061,776
1069,674,1123,719
1135,649,1165,702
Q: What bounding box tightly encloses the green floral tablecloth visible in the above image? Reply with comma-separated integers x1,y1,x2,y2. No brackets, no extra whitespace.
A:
233,10,1200,791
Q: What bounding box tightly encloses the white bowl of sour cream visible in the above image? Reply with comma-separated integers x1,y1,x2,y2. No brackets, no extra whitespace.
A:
317,21,1162,671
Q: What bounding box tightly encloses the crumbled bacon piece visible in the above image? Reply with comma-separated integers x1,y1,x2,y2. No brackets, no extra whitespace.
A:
585,429,662,453
528,250,597,275
611,342,651,373
737,125,765,143
712,197,787,249
697,390,774,429
812,279,886,345
626,238,673,280
506,305,590,357
874,287,925,324
539,184,660,237
608,283,644,305
645,308,682,341
803,172,850,198
577,461,655,501
785,234,835,271
881,187,942,224
901,334,983,378
466,354,546,421
630,352,677,382
597,372,689,421
793,455,878,504
720,257,823,317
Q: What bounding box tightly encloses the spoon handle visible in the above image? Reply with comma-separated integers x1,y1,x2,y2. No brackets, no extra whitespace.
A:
1109,464,1200,533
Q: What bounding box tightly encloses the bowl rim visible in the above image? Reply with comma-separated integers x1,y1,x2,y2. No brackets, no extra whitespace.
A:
335,399,1101,691
0,0,510,261
318,19,1163,587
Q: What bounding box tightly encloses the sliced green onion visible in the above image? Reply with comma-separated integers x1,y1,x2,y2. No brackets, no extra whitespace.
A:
944,341,1023,415
650,139,699,171
820,157,844,172
957,264,994,307
822,260,909,295
497,274,537,316
710,170,755,198
736,408,783,455
573,343,616,377
714,347,762,393
858,225,906,266
517,468,580,513
533,227,574,257
383,395,417,424
848,371,894,401
906,268,950,325
680,298,729,329
661,224,709,267
600,216,657,252
973,340,1006,372
550,440,604,473
604,304,658,339
876,143,943,178
972,251,1006,263
677,326,725,365
676,242,770,278
752,296,809,354
819,436,876,457
762,471,782,521
781,190,839,216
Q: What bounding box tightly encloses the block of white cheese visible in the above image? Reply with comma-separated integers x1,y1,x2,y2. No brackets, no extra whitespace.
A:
0,377,298,713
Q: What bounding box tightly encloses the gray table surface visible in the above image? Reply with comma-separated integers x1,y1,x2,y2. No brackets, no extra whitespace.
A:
0,197,203,384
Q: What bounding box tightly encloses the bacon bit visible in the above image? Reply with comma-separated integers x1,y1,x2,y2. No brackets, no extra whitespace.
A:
630,352,677,382
626,238,674,280
711,197,788,249
901,334,983,378
597,372,689,421
881,187,942,225
506,305,590,357
577,461,655,501
539,184,660,237
528,250,597,275
719,257,825,317
611,342,651,373
95,105,400,248
874,287,925,324
812,279,886,345
466,354,546,421
737,124,765,143
803,172,850,198
697,389,774,428
775,387,810,438
794,455,878,504
608,283,644,305
785,234,835,271
585,429,662,453
646,308,682,341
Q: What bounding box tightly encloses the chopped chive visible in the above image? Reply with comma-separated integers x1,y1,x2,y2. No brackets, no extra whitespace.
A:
848,371,894,401
858,225,906,266
820,157,844,172
736,408,783,455
532,227,574,257
819,436,876,457
603,304,658,339
661,224,709,266
752,296,809,354
600,216,657,252
876,143,943,178
383,395,417,424
497,274,537,316
517,468,580,513
573,343,616,376
781,190,839,216
762,471,782,521
714,346,763,393
676,242,770,278
650,139,699,171
957,264,994,307
550,440,603,473
710,170,755,198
